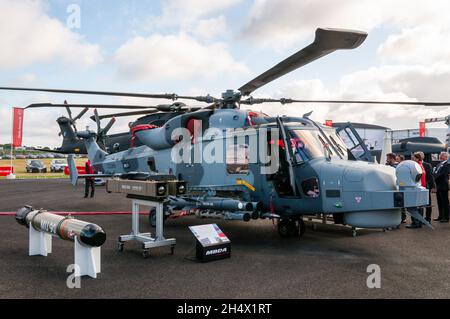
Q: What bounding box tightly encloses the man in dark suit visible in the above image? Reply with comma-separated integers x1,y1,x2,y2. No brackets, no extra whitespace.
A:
417,152,435,223
433,152,450,223
84,160,95,198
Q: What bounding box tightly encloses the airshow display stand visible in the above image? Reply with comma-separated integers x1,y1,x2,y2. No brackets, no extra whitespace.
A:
189,224,231,262
29,226,101,278
107,177,182,258
16,206,106,279
117,198,176,258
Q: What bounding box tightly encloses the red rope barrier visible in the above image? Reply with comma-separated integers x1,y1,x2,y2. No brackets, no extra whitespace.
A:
0,211,147,216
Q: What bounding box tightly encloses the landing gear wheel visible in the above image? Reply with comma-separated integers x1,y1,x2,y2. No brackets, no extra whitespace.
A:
170,246,175,255
278,219,299,238
298,219,306,237
117,242,124,252
142,250,149,259
352,227,357,238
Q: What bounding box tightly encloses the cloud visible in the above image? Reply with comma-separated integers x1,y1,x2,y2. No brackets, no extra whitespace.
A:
193,16,228,40
338,65,450,101
241,0,450,48
238,0,450,130
244,79,332,123
155,0,242,29
241,0,383,48
255,66,450,130
8,73,37,86
0,93,50,147
378,26,450,65
113,33,248,81
0,0,102,69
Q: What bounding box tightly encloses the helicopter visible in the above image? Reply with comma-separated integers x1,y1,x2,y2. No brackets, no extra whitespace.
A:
1,28,443,237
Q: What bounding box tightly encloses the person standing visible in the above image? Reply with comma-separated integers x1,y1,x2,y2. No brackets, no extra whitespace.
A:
417,152,435,223
396,154,405,163
386,153,399,168
385,153,405,223
407,153,426,228
433,152,450,223
84,160,95,198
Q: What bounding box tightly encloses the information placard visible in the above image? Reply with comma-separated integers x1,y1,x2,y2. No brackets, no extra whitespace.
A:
189,224,230,247
189,224,231,262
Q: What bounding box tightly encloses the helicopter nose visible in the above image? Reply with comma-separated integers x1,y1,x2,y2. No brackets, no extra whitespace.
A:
321,160,402,228
342,163,397,192
341,164,402,228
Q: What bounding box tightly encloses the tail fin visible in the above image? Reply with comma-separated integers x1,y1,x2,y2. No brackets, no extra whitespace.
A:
56,117,86,154
67,154,78,186
68,153,112,185
77,131,108,165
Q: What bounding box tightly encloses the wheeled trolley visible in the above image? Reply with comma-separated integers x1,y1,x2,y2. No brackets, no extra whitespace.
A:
118,198,176,258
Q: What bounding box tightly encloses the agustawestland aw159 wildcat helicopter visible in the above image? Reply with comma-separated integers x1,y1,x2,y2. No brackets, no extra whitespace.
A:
2,28,447,237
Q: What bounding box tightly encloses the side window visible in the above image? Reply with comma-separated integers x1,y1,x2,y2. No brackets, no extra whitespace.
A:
301,177,320,198
226,143,249,174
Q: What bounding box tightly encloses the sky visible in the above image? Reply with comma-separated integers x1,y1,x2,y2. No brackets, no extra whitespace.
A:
1,0,450,148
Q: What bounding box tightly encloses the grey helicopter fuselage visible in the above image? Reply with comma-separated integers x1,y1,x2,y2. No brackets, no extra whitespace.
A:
55,111,185,154
81,106,428,229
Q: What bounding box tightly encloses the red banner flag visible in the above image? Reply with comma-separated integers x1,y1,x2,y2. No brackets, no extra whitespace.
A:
419,121,426,137
12,107,25,147
324,120,333,127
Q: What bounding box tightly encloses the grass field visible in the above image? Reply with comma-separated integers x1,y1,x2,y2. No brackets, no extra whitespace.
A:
0,158,87,179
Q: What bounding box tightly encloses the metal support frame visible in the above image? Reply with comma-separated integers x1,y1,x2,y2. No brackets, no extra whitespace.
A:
118,199,176,258
28,227,101,278
74,237,101,278
29,226,52,256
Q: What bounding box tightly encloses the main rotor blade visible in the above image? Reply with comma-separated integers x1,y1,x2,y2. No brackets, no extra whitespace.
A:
0,87,219,103
239,28,367,96
89,105,205,121
241,98,450,107
94,109,101,132
65,106,73,121
90,109,160,121
102,118,116,135
25,103,159,110
72,107,90,122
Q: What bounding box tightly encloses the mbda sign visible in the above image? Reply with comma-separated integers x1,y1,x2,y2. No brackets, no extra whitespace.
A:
189,224,231,262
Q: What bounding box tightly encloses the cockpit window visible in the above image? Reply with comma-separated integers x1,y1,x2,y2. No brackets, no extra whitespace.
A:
226,144,250,174
338,127,365,158
326,131,348,159
301,177,320,198
289,130,330,161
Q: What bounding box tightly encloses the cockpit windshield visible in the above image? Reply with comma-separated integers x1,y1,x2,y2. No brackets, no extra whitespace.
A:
289,130,328,162
289,129,348,162
325,130,348,159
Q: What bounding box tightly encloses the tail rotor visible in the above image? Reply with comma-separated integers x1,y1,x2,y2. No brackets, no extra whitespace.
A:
59,100,89,136
93,108,116,150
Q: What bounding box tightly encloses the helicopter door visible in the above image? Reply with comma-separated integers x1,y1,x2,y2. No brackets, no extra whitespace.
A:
266,119,299,197
267,139,296,197
336,123,374,162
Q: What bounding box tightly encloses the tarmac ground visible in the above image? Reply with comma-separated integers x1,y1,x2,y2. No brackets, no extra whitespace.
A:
1,179,450,299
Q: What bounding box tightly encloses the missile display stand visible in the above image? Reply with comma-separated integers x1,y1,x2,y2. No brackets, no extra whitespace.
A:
29,226,101,278
117,198,176,258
